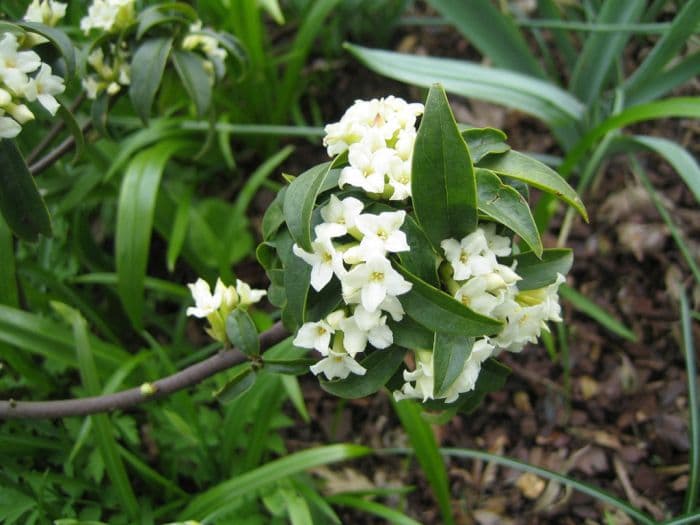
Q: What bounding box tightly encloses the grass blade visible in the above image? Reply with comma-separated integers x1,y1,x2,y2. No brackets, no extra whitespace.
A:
116,140,184,328
559,284,637,342
632,156,700,285
427,0,545,78
663,512,700,525
568,0,645,105
626,51,700,107
326,494,422,525
435,448,656,525
680,289,699,513
52,303,139,519
392,399,455,525
0,216,18,307
180,444,370,522
624,0,700,98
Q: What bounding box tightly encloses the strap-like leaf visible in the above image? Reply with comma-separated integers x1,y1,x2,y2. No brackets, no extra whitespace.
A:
412,84,477,249
130,37,173,123
480,150,588,222
0,139,52,242
476,168,542,256
116,141,184,328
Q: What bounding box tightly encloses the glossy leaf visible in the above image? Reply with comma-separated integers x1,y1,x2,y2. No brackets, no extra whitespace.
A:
480,150,588,222
397,211,439,287
226,309,260,356
433,333,472,398
412,84,477,248
502,249,573,290
476,168,542,256
398,264,502,337
263,358,316,375
276,231,311,329
321,347,407,399
130,37,173,123
17,21,75,77
57,105,85,162
181,444,371,520
0,217,17,306
116,141,183,328
0,139,52,241
172,50,212,117
262,186,287,240
213,364,257,403
283,161,332,252
389,316,434,351
136,3,196,39
462,127,510,163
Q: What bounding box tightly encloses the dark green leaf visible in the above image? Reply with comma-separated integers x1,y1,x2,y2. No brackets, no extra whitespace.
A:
398,212,440,286
130,37,173,123
91,91,110,138
412,84,477,248
433,332,472,398
0,139,52,241
283,161,332,252
166,186,191,272
226,308,260,356
502,249,573,290
276,231,311,329
172,50,212,117
479,150,588,221
57,105,84,162
321,347,407,399
457,358,510,414
389,316,434,351
0,217,18,306
476,168,542,256
462,127,510,163
398,264,502,337
214,364,256,403
262,186,287,240
17,21,75,77
136,3,196,39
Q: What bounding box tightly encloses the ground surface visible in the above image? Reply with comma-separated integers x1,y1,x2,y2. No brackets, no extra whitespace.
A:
259,12,700,525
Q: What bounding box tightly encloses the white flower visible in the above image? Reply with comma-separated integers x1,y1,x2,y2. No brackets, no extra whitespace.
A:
24,63,65,115
81,0,136,34
454,277,501,317
0,115,21,138
342,255,412,313
182,21,227,62
316,195,363,238
0,34,40,95
387,158,412,200
339,308,393,356
441,229,496,281
186,278,223,318
293,236,346,291
481,223,512,257
394,350,434,402
354,210,409,254
441,338,495,403
24,0,67,26
235,279,266,307
339,142,393,194
5,103,34,124
310,350,366,380
294,320,334,355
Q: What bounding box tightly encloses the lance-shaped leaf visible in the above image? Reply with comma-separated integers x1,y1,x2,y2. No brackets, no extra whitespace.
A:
283,161,332,252
320,346,406,399
476,168,542,256
130,37,173,123
226,308,260,356
172,50,212,117
480,149,588,222
213,363,257,403
433,333,473,398
503,249,573,291
17,21,75,77
0,139,52,241
397,264,502,337
412,84,477,249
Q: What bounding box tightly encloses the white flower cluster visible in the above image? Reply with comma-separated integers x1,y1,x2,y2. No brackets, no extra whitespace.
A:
186,277,266,344
292,195,413,381
0,32,65,138
182,21,227,79
80,0,135,35
323,96,423,200
24,0,67,27
395,224,565,403
82,44,131,99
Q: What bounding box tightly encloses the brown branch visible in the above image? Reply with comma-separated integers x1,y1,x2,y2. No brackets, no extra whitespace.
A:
0,322,289,419
27,93,86,165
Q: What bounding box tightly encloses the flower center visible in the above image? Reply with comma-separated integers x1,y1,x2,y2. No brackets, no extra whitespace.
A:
377,229,388,240
459,251,469,264
370,271,384,282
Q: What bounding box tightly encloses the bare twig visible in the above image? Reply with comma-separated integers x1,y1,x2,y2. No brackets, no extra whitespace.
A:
0,321,289,419
27,93,85,165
